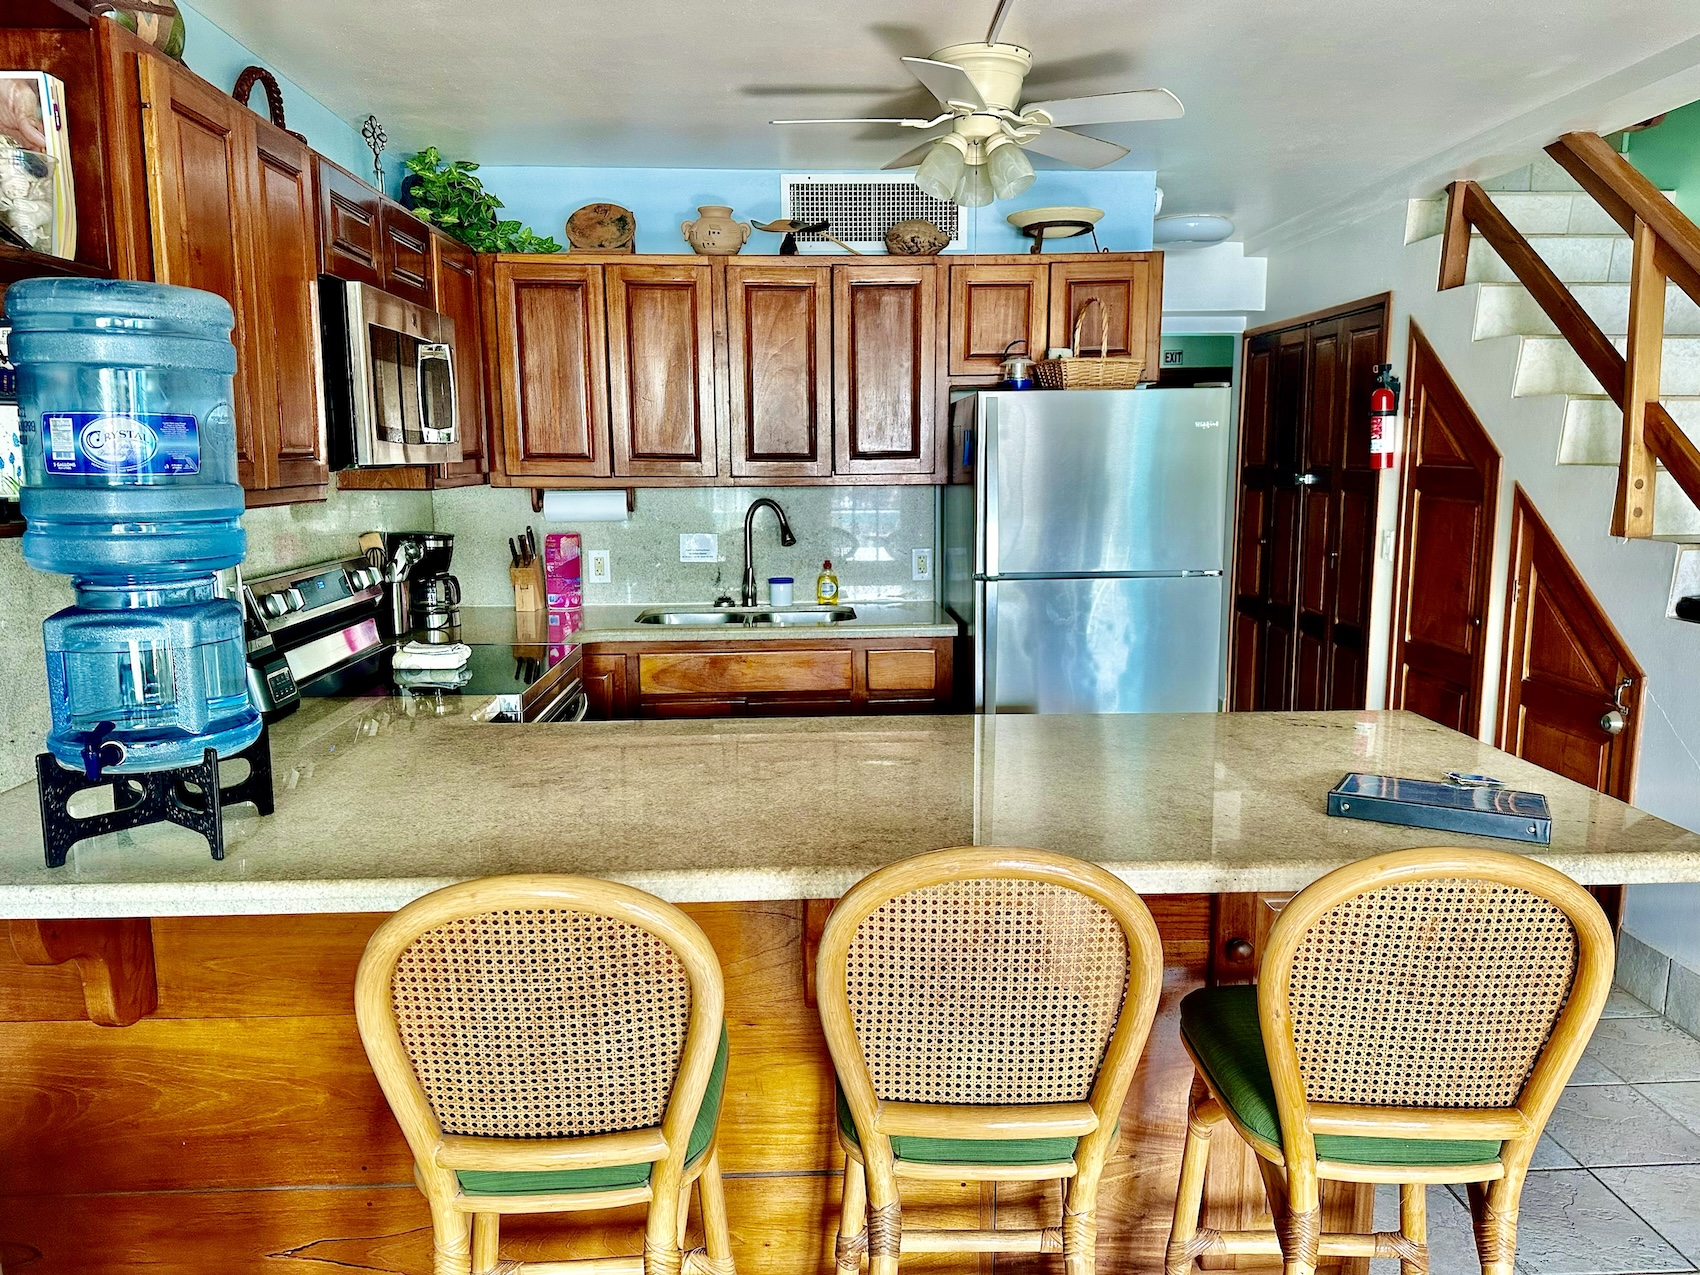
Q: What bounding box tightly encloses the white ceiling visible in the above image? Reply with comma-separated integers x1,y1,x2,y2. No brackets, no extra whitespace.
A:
193,0,1700,246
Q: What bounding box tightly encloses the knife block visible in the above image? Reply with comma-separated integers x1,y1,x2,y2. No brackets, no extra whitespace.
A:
510,561,545,613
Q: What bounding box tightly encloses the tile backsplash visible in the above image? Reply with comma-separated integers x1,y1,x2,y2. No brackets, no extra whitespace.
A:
431,485,939,607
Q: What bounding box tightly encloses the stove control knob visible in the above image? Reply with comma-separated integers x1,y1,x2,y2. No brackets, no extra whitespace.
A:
259,591,290,618
284,587,306,613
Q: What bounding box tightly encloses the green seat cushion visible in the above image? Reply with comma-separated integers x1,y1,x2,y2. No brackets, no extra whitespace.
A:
459,1024,729,1197
836,1084,1079,1167
1179,986,1502,1168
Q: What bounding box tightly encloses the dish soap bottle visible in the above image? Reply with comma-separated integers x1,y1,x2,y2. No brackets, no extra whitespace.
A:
816,559,839,605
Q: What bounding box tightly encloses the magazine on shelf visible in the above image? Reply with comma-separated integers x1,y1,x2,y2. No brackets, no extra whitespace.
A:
0,69,76,259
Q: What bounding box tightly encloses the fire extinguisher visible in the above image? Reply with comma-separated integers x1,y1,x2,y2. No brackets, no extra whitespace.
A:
1370,363,1401,470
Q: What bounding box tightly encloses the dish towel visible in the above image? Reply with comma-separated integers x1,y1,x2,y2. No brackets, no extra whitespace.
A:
392,641,472,671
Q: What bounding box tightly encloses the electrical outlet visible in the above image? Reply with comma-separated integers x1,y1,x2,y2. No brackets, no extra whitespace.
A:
587,550,611,584
912,548,933,581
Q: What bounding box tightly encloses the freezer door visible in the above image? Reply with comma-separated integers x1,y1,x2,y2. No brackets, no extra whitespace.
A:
982,389,1230,576
982,575,1224,714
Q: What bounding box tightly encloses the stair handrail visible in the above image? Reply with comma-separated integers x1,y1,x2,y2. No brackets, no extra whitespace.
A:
1438,132,1700,540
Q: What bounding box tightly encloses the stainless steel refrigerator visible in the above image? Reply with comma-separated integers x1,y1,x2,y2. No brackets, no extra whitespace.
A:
942,388,1231,714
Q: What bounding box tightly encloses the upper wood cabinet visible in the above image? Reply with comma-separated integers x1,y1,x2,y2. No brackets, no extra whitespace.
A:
432,233,488,486
378,203,434,307
604,263,718,479
947,263,1048,376
725,262,832,479
314,157,383,287
1048,257,1162,376
137,55,325,499
491,259,611,479
833,263,938,478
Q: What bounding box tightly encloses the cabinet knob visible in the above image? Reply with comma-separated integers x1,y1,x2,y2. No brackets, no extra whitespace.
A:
1224,937,1255,964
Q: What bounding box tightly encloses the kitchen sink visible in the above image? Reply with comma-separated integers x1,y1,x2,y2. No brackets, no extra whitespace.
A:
634,606,857,627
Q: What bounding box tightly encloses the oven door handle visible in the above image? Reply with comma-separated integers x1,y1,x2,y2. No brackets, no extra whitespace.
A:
531,677,587,723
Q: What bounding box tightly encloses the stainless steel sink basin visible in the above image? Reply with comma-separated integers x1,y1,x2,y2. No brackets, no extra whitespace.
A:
634,606,857,627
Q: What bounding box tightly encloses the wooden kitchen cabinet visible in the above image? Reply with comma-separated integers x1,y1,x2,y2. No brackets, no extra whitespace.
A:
431,233,488,486
490,259,612,479
378,202,434,307
724,262,833,479
137,55,326,500
314,156,384,287
605,262,718,479
947,263,1048,376
1047,255,1162,376
579,636,953,720
832,263,939,477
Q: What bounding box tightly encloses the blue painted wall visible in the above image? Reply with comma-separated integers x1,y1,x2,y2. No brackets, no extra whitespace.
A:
173,1,370,178
476,166,1157,255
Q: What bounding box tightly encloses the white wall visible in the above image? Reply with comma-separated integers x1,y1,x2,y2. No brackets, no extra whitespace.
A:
1261,199,1700,966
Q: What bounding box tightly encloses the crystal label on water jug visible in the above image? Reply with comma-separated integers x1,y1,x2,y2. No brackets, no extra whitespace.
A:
40,411,200,476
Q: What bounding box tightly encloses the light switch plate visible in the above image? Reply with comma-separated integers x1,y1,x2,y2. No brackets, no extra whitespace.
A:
587,550,611,583
679,533,718,563
1379,529,1396,562
912,548,933,581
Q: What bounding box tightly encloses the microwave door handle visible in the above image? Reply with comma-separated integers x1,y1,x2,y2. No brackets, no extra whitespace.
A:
418,342,456,443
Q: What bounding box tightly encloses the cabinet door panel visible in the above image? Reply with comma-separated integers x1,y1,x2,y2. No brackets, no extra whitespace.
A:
493,262,610,478
314,157,383,287
833,264,937,476
378,203,433,307
606,264,718,478
432,234,487,484
947,264,1047,375
137,59,264,487
1048,257,1161,376
726,264,831,478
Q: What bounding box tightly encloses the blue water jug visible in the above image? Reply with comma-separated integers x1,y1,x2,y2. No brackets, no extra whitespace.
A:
7,278,245,580
42,578,259,775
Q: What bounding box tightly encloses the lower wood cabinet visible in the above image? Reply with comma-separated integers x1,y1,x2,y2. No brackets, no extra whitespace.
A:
581,637,953,720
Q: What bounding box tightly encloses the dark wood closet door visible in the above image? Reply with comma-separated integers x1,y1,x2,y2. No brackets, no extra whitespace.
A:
1389,326,1501,733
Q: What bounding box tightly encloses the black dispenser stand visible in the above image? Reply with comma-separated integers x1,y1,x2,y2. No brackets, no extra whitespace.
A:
35,727,275,869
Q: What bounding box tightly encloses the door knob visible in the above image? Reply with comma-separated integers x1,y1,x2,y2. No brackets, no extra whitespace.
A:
1601,709,1626,735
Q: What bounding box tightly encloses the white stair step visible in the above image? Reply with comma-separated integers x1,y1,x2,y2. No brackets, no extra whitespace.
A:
1404,185,1673,244
1559,397,1700,465
1513,333,1700,397
1467,236,1633,285
1652,470,1700,540
1475,281,1700,340
1481,155,1589,194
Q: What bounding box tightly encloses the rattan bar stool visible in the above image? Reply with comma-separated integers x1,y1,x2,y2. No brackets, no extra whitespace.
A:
1166,847,1614,1275
355,875,734,1275
817,846,1165,1275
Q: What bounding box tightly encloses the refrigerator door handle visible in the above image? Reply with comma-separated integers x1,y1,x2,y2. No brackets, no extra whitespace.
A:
981,396,1000,580
981,580,998,715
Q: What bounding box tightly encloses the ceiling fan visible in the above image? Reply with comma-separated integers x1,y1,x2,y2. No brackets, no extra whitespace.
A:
768,0,1183,207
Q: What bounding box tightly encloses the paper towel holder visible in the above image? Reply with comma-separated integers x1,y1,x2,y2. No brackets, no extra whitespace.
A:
532,487,637,514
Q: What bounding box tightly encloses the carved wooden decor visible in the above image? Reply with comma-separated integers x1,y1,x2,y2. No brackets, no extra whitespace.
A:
10,918,158,1026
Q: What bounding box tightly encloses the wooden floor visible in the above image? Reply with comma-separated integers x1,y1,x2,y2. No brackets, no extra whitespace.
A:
0,898,1314,1274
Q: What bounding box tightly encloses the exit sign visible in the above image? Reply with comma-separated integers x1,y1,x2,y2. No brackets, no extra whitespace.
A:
1162,349,1184,365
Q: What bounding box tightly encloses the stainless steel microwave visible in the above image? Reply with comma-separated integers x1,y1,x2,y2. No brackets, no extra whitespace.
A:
319,275,461,468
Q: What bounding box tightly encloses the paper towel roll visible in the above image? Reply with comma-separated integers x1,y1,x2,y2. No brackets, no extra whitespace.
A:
541,489,630,522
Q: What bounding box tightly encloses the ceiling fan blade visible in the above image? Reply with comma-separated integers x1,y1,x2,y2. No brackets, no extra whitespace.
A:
770,117,937,126
883,138,943,170
901,57,985,110
1021,127,1130,169
1024,88,1184,127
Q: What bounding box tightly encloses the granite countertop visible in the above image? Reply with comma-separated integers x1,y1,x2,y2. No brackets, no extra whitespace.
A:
551,601,960,644
1,709,1698,918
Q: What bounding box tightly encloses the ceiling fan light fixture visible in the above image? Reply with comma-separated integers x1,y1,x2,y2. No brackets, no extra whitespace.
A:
914,134,970,202
985,134,1035,201
956,159,995,208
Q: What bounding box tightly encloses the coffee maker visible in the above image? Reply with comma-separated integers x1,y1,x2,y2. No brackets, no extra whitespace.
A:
386,532,460,643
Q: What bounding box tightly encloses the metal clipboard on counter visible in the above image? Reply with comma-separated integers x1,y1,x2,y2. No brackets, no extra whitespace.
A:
1326,772,1552,845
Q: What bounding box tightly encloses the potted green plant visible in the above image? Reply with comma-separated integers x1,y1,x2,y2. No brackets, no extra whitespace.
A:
401,147,561,253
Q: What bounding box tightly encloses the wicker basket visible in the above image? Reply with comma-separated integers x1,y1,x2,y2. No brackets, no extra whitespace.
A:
1034,299,1147,389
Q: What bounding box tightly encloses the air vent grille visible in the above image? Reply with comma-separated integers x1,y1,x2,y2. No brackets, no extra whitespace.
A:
781,174,962,252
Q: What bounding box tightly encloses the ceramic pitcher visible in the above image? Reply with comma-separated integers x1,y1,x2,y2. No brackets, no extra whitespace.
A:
681,206,750,255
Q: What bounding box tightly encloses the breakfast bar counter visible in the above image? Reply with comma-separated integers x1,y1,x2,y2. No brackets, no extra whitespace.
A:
2,709,1697,1274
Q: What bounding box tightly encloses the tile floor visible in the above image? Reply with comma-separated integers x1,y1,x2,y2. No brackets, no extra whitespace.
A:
1370,989,1700,1274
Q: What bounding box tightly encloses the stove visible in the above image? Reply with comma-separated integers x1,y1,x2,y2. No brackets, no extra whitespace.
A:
240,556,584,723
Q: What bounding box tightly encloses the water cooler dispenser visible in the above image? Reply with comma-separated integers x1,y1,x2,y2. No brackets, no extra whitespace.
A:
9,278,273,866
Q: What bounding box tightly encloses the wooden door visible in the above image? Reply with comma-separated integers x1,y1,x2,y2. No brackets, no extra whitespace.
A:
491,260,611,479
1048,256,1161,376
1389,326,1501,734
136,58,263,487
431,234,488,486
247,118,327,491
378,203,434,307
725,263,832,479
832,263,937,477
1498,487,1642,799
314,157,383,287
605,263,718,479
947,263,1048,376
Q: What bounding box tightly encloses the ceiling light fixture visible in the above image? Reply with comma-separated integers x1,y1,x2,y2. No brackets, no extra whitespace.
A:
914,134,970,202
984,134,1036,201
956,148,995,208
1153,213,1235,247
